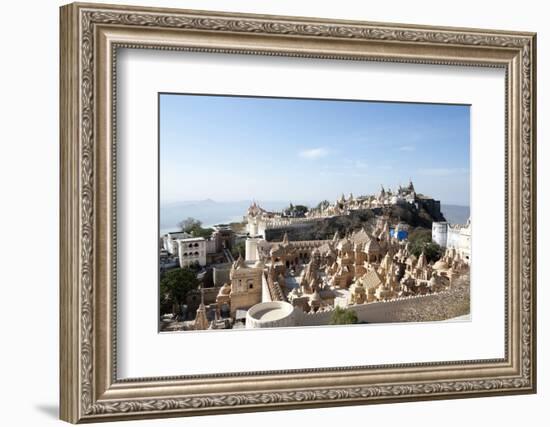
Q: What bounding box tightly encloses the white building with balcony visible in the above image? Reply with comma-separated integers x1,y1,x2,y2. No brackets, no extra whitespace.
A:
177,237,207,268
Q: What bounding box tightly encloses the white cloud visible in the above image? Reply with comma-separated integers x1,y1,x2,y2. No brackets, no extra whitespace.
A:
399,145,416,152
299,147,329,159
418,168,469,176
321,159,368,176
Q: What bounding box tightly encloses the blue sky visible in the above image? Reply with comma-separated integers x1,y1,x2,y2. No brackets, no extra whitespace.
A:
160,94,470,206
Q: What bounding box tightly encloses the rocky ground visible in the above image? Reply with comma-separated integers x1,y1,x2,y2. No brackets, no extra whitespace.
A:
266,203,444,242
391,273,471,323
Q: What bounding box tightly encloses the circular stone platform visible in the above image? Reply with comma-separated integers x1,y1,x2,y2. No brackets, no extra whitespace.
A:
245,301,296,329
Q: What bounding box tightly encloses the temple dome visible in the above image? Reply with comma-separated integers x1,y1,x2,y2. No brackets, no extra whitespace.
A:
310,290,321,302
433,259,449,271
337,239,352,252
254,259,265,268
218,283,231,295
363,238,381,254
405,254,417,265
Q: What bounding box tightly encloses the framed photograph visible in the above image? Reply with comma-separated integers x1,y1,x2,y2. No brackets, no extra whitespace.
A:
60,2,537,423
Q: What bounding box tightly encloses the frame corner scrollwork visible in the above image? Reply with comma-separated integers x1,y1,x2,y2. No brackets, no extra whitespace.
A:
60,2,536,423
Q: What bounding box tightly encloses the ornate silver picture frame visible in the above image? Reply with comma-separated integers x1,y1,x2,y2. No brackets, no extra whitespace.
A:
60,2,536,423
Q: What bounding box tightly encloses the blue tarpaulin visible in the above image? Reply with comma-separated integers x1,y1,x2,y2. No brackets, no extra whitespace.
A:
390,228,408,241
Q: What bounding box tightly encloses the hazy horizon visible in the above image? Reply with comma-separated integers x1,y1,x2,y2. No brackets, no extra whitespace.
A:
160,197,471,208
159,198,471,234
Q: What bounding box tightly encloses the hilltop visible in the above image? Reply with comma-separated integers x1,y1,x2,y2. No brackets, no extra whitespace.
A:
265,202,446,242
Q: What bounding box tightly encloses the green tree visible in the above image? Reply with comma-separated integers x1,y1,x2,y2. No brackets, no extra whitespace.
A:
228,221,246,233
408,227,443,263
190,226,213,239
178,217,213,238
159,268,200,315
329,306,358,325
178,217,202,232
285,203,309,217
408,227,431,241
293,204,309,217
316,200,330,210
231,240,246,259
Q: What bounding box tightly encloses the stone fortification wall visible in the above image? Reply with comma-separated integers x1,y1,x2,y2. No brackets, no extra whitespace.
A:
297,289,469,326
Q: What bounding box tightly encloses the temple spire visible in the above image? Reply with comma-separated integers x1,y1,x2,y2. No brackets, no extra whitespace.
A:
234,253,246,269
282,232,289,245
193,285,209,330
